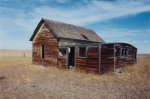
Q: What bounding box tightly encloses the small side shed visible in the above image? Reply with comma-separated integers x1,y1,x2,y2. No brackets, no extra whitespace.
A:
99,43,137,73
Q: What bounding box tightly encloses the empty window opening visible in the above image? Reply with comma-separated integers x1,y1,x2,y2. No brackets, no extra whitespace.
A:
59,48,67,57
81,34,89,40
79,47,86,57
121,48,128,57
41,45,45,59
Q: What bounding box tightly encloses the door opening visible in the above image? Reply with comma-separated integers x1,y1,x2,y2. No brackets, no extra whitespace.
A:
68,47,75,69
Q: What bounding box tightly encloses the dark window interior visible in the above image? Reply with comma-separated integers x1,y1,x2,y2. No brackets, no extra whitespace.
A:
41,45,45,59
79,47,86,57
121,48,128,56
59,48,66,57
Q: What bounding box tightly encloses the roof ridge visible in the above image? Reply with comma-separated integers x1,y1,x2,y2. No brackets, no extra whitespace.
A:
42,18,93,31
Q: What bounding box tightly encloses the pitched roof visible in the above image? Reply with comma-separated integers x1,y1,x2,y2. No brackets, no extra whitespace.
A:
30,18,105,43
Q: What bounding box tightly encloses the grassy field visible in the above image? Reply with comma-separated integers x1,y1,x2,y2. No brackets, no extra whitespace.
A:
0,50,150,99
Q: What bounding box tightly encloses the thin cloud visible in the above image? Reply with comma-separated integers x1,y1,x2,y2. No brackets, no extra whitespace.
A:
99,28,150,39
98,28,150,39
0,0,150,32
31,0,150,25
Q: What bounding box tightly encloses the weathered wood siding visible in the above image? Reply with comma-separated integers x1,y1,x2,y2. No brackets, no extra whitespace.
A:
100,44,114,72
31,25,137,74
115,43,137,69
76,46,99,73
32,23,58,66
100,43,137,72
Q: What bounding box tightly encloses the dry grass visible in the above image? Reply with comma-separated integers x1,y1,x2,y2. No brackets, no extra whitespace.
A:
0,50,150,99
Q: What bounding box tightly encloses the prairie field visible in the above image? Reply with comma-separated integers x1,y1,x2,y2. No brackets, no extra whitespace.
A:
0,50,150,99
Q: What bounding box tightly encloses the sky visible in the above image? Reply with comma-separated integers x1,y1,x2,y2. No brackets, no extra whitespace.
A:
0,0,150,53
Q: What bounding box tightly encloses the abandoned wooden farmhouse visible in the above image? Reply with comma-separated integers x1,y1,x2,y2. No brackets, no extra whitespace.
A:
30,18,137,74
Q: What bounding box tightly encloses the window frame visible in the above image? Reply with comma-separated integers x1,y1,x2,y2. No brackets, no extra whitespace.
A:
78,46,87,58
41,44,45,59
120,48,128,57
59,47,67,57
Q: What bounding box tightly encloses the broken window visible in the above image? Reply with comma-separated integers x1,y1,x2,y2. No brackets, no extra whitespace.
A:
59,48,67,57
121,48,128,57
41,45,45,59
79,47,86,57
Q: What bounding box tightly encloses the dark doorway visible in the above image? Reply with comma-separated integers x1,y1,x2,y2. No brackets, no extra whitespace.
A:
68,47,75,69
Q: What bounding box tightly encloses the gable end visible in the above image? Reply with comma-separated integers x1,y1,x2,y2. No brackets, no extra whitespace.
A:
30,18,57,41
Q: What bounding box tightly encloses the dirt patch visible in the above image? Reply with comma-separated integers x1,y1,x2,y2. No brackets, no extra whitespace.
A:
0,76,6,82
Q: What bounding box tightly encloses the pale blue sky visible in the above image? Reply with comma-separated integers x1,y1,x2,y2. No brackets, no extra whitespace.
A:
0,0,150,53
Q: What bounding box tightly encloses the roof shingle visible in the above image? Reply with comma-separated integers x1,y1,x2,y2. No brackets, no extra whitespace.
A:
30,18,105,43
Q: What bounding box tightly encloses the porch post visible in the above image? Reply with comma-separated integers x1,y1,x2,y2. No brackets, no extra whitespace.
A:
114,44,116,72
98,45,102,75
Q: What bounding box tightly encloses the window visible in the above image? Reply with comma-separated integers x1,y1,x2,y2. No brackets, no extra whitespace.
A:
79,47,86,57
59,48,67,57
121,48,128,57
41,45,45,59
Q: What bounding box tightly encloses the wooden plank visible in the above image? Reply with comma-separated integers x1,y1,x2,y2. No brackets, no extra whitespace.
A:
32,23,58,66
